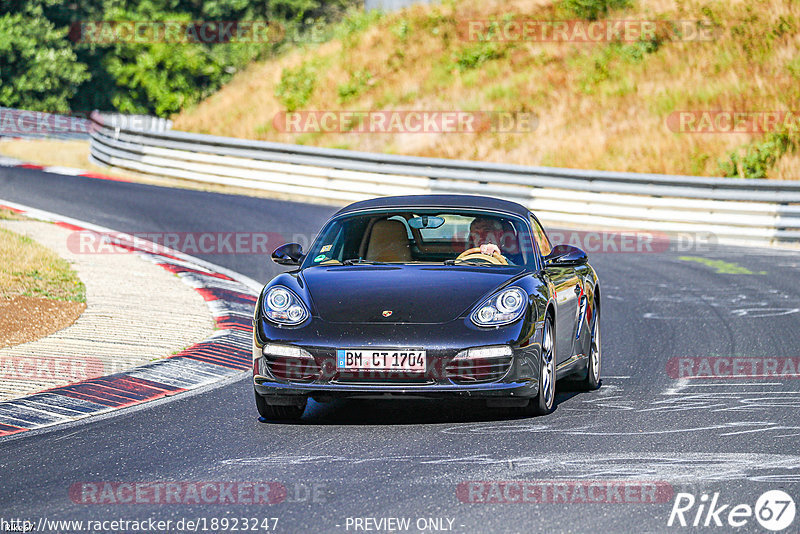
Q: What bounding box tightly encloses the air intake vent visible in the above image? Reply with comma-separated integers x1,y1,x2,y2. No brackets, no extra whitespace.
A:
264,356,320,382
445,355,512,384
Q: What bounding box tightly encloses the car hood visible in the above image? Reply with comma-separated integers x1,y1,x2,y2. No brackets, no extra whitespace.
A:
301,264,524,324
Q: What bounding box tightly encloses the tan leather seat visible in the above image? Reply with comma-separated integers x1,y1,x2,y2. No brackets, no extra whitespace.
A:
366,219,411,262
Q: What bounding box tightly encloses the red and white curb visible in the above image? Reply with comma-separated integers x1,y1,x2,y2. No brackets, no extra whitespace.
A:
0,199,262,439
0,155,130,183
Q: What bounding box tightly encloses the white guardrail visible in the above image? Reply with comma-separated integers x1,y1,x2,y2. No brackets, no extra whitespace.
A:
87,111,800,246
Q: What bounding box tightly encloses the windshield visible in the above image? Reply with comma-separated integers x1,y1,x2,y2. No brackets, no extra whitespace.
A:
302,209,536,268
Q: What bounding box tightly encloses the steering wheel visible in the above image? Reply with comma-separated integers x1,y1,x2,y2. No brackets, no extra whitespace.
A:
455,247,508,265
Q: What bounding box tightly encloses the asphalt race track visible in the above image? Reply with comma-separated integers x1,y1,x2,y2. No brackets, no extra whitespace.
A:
2,167,800,533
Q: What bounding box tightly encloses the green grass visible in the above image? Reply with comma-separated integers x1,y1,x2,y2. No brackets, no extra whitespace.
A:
452,41,506,72
0,208,24,220
337,69,374,103
573,33,664,95
334,7,384,45
274,59,320,112
719,131,799,179
558,0,633,21
787,55,800,79
0,226,86,302
679,256,766,275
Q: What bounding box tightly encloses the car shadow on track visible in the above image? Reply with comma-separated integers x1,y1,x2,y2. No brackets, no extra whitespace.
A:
259,382,598,425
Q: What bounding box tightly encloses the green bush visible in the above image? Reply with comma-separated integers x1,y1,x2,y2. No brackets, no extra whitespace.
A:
337,69,373,103
718,132,797,179
275,60,319,111
575,30,662,94
559,0,633,21
334,7,383,43
453,42,505,72
623,32,663,61
391,19,410,41
787,56,800,79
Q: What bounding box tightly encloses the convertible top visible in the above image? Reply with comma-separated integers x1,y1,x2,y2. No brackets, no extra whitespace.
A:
333,194,532,219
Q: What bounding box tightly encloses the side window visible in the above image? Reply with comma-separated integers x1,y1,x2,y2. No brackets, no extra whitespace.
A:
530,216,552,257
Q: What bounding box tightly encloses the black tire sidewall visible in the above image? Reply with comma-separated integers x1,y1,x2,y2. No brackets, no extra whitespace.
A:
255,390,307,420
532,316,555,415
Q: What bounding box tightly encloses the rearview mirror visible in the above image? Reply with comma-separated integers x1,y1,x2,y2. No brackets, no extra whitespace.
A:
272,243,304,266
408,215,445,230
545,244,588,266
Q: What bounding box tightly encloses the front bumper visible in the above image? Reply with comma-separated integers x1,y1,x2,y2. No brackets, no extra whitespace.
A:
253,377,539,401
252,316,542,402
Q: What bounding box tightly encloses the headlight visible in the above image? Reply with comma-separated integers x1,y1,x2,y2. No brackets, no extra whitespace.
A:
262,286,309,326
470,287,527,327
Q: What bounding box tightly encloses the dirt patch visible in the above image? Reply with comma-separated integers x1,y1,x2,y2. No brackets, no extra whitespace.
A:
0,296,86,348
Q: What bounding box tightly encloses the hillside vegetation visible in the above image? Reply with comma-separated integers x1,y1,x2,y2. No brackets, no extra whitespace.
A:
174,0,800,179
0,0,357,116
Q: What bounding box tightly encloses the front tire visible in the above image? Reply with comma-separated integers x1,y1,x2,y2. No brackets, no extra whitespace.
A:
255,391,307,421
527,315,556,416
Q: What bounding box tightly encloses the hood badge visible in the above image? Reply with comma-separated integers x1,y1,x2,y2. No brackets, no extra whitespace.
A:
382,310,393,317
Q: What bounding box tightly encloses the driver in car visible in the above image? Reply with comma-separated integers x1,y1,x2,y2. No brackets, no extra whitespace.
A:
468,217,505,257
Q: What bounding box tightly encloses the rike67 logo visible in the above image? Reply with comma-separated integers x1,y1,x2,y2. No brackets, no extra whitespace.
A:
668,490,796,531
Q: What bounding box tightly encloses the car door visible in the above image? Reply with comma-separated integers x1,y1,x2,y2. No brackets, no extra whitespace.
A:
531,216,580,366
547,265,581,365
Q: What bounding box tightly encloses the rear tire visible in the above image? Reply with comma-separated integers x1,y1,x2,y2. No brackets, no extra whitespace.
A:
578,301,601,391
255,391,307,421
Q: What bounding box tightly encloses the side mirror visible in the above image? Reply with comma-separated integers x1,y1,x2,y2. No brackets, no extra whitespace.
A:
272,243,304,266
545,244,588,266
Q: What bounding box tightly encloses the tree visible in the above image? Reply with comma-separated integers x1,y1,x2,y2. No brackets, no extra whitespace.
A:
0,8,89,112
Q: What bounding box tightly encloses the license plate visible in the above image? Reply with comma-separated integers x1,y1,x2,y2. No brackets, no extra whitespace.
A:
336,349,426,372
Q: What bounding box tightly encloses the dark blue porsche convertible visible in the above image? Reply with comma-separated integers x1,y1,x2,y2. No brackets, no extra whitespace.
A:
252,194,601,419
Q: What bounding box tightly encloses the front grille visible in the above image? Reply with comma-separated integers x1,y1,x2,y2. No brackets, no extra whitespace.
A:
445,355,512,384
332,371,434,385
264,356,320,382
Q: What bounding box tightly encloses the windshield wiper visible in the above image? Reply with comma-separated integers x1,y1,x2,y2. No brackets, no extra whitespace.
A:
342,258,387,266
444,259,492,266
